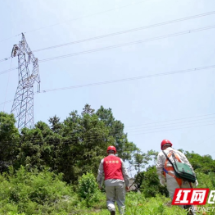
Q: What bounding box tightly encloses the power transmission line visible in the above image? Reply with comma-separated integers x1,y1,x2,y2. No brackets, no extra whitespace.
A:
1,120,215,143
3,58,13,111
1,10,215,63
125,113,215,130
0,34,20,43
39,64,215,93
1,24,215,76
0,67,17,75
128,122,215,135
32,10,215,53
0,0,148,43
39,25,215,63
20,0,149,35
0,63,214,107
1,121,214,143
127,118,215,133
0,57,11,63
0,99,13,106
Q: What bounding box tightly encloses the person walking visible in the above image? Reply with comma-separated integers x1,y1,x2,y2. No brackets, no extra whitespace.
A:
156,139,198,215
97,146,130,215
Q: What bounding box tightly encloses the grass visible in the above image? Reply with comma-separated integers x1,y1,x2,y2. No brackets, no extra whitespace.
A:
86,192,188,215
1,167,215,214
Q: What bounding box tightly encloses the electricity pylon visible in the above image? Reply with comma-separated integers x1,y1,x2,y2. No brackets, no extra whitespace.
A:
11,33,40,130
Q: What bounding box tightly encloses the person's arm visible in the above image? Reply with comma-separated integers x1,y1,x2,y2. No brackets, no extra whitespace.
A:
156,152,166,186
121,159,130,189
97,159,104,188
156,152,164,176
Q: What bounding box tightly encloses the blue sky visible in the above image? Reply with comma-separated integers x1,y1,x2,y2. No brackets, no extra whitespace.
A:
1,0,215,163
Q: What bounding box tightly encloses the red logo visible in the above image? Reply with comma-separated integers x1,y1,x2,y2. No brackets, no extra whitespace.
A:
172,188,210,205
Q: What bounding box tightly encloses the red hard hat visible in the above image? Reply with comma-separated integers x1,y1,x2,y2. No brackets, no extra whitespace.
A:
107,146,116,154
161,139,172,150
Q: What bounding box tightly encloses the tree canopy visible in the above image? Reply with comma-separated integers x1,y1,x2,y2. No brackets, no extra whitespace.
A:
0,104,138,183
1,105,215,190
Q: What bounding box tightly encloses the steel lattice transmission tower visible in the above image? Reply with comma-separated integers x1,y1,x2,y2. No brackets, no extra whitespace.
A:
11,33,40,129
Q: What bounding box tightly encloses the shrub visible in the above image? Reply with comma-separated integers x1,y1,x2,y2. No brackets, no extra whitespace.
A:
78,172,99,207
140,166,168,198
0,166,79,214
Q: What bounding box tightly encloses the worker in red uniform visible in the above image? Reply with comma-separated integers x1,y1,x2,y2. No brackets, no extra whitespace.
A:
97,146,130,215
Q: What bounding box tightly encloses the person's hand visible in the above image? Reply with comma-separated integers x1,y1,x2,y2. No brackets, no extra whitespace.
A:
126,186,130,192
159,177,166,186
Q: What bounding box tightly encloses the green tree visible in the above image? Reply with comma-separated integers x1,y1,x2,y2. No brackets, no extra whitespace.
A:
96,106,138,161
48,115,62,133
178,149,215,174
15,122,46,171
81,104,95,116
0,112,20,172
1,105,139,185
130,150,158,173
60,109,111,183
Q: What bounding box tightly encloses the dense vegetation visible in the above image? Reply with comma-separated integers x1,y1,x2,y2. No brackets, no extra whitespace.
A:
0,104,138,183
0,167,215,215
0,104,215,214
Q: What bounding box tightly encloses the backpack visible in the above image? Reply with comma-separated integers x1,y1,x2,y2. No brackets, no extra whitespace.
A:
162,150,196,183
